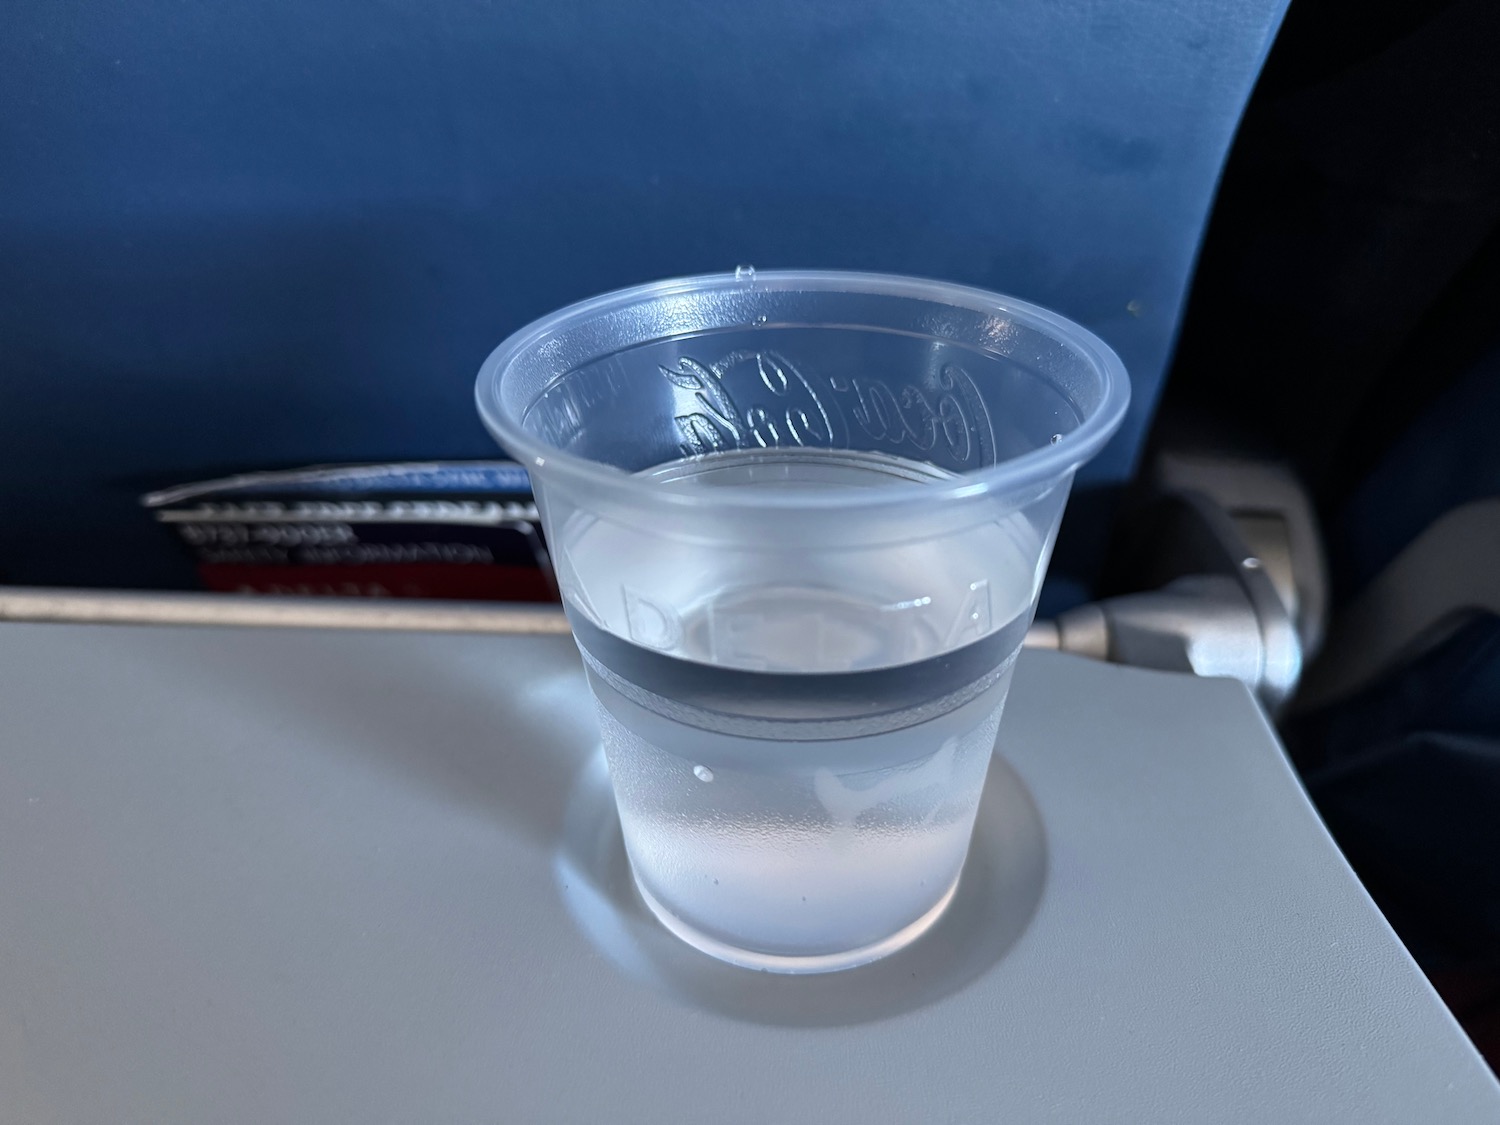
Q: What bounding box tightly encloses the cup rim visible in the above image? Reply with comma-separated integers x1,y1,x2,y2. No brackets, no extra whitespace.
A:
475,269,1131,512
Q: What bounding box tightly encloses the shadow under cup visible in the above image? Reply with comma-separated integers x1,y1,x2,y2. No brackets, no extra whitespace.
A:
477,270,1129,972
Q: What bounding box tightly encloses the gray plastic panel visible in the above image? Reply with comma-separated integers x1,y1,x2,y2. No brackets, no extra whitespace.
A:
0,622,1494,1123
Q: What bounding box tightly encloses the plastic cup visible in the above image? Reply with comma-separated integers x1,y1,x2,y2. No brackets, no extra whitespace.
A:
477,270,1128,972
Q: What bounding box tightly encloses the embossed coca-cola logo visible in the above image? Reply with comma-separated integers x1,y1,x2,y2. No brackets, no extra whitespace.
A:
827,364,994,468
525,345,997,472
661,351,841,458
662,351,994,469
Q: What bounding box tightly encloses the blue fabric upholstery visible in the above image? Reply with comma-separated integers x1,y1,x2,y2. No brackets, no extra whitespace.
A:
0,0,1287,589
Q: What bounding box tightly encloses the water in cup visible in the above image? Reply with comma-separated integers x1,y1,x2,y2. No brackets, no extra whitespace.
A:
559,446,1042,971
477,270,1130,971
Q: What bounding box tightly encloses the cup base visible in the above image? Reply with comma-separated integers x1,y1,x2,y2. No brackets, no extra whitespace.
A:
631,872,963,974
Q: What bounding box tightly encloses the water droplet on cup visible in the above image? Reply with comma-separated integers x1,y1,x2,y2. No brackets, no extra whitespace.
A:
693,764,715,782
753,314,768,326
734,264,756,282
1050,433,1063,445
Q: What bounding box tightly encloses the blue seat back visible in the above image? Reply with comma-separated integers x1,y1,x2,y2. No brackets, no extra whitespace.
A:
0,0,1289,591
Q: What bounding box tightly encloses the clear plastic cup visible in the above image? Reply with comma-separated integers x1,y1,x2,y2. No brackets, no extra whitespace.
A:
477,269,1128,973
